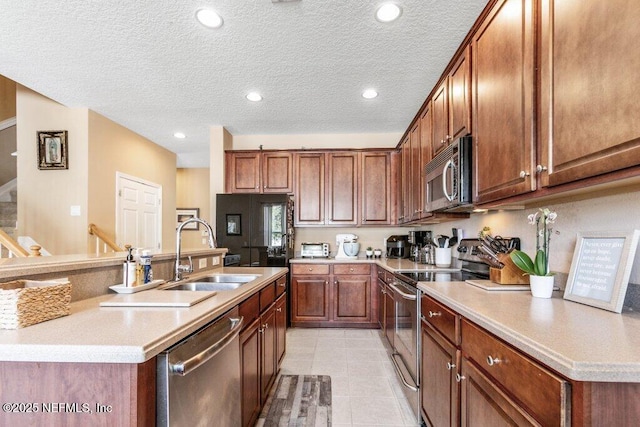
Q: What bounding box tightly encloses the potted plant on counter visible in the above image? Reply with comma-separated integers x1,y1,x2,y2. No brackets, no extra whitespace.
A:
366,247,374,258
510,208,558,298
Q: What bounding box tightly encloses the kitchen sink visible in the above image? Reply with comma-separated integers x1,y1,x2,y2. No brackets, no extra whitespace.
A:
163,282,244,292
162,274,260,292
189,274,260,284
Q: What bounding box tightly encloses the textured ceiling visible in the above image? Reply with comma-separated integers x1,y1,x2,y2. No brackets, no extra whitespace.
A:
0,0,489,167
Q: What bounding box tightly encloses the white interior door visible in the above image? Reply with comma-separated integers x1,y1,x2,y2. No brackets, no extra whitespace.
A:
116,173,162,251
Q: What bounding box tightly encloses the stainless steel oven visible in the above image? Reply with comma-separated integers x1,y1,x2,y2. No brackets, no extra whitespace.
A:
387,276,421,424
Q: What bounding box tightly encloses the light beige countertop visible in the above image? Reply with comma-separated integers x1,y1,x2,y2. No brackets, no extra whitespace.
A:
417,280,640,383
0,266,287,364
290,256,461,273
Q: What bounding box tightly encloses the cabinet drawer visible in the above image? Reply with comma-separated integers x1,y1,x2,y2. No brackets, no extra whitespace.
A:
239,293,260,328
461,319,570,426
275,275,287,297
291,264,330,275
260,282,276,311
421,295,458,345
333,264,371,275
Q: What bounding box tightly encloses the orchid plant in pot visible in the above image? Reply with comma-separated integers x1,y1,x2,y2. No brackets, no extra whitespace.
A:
509,208,557,298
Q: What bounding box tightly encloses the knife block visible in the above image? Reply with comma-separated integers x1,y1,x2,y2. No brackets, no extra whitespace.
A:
490,253,530,285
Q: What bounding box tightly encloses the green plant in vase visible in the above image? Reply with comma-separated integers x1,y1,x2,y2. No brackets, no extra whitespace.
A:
510,208,558,276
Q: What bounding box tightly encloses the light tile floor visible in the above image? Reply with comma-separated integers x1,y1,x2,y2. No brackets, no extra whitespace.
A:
279,328,421,427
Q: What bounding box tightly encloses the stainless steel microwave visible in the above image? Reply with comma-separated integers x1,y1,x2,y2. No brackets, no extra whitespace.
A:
424,135,473,212
300,242,330,258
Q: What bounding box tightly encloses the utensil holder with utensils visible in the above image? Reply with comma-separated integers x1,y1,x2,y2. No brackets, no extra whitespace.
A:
490,253,530,285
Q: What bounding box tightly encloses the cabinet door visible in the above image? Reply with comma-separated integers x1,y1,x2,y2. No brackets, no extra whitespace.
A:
377,279,386,330
421,322,459,427
361,152,391,225
240,317,261,427
333,275,371,322
448,45,471,140
228,152,261,193
399,136,410,223
539,0,640,187
419,103,433,218
262,152,293,193
260,304,277,405
384,284,395,347
294,153,325,225
409,121,422,221
432,81,449,158
472,0,535,203
460,358,538,427
327,152,358,226
275,293,287,367
290,276,330,323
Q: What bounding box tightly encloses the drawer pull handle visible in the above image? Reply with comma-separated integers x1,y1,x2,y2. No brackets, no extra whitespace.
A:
263,323,269,329
455,373,465,383
308,268,313,271
486,356,501,366
428,311,442,318
278,283,286,287
276,307,282,312
446,362,456,370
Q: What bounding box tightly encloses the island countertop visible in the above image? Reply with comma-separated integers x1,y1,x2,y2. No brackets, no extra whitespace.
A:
0,266,287,364
418,280,640,383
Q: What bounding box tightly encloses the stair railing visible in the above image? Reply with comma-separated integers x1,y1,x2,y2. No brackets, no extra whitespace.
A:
88,223,123,255
0,229,31,257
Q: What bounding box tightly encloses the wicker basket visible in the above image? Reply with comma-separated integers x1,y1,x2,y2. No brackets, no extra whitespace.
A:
0,278,72,329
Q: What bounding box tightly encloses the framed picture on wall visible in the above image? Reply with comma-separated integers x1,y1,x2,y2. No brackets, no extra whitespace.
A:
176,208,200,230
37,130,68,170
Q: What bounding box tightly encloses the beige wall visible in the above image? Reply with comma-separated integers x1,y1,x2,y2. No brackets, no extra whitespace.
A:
87,111,177,253
177,168,211,249
16,85,90,255
0,125,16,187
16,86,177,255
231,132,401,151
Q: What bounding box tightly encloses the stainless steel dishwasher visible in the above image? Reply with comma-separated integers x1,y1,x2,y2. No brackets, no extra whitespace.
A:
157,307,243,426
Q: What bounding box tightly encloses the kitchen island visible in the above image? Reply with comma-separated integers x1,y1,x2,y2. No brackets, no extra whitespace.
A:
0,265,287,426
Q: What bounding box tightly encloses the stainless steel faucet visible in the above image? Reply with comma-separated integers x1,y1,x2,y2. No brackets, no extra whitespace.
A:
175,217,217,281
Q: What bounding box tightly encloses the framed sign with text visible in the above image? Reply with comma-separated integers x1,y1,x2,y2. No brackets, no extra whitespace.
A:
563,230,640,313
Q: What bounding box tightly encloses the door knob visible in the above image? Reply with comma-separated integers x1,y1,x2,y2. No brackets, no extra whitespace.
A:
536,164,548,173
519,170,530,178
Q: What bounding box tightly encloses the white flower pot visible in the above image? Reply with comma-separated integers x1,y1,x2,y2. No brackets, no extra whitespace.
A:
529,275,555,298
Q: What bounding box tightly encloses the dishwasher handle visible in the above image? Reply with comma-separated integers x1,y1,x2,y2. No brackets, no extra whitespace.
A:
388,282,417,301
170,316,243,376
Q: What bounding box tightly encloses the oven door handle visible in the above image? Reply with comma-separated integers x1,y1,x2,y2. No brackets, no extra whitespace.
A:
391,353,418,392
388,282,417,300
169,316,244,376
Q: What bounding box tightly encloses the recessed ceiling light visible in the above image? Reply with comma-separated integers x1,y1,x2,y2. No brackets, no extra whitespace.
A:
376,3,402,22
196,8,224,29
246,92,263,102
362,89,378,99
174,132,186,139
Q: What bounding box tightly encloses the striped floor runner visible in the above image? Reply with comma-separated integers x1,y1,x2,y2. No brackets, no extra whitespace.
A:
256,375,332,426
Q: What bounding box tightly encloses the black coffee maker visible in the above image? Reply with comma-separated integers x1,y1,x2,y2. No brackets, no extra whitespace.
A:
408,231,432,261
386,235,409,258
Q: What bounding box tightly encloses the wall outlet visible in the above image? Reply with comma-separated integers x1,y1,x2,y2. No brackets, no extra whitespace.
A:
212,256,220,266
70,205,81,216
198,258,207,269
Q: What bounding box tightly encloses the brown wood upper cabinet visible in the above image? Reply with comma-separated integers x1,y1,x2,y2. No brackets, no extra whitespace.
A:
226,151,293,194
432,45,472,160
293,150,392,227
472,0,535,204
538,0,640,187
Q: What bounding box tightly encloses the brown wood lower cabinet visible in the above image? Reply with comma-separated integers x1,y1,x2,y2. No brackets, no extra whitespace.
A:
421,320,459,427
291,263,376,328
240,285,287,427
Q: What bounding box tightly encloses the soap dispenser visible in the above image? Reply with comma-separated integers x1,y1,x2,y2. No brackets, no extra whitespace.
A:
123,245,136,287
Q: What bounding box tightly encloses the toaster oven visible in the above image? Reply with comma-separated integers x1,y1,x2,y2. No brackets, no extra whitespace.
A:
300,242,330,258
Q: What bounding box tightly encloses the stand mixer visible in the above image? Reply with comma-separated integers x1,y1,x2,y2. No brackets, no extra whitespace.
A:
335,233,360,259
